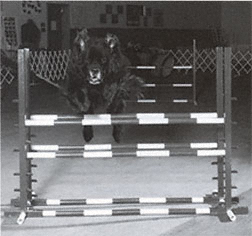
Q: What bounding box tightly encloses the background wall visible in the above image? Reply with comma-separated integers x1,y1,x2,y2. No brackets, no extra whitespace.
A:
1,1,47,50
70,1,221,29
68,1,223,49
221,2,252,50
1,1,251,50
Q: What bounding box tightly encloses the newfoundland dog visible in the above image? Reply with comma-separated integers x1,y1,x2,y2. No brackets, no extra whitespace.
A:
65,29,144,143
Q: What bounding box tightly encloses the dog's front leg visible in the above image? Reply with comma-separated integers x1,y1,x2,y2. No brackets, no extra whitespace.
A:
112,124,123,143
107,96,126,143
82,106,94,142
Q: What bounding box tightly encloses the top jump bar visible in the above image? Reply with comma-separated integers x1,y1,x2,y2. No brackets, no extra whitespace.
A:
25,113,224,126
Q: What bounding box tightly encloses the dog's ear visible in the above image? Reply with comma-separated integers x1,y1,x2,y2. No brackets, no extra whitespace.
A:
105,33,120,52
75,28,89,52
78,28,89,40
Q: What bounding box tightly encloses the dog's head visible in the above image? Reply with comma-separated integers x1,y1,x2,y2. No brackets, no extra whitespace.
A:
72,29,122,85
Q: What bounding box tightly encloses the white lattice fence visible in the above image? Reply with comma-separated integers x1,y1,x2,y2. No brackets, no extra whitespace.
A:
25,49,252,82
156,48,217,73
169,48,251,75
30,50,71,82
196,49,217,73
1,48,251,88
165,49,194,72
169,49,193,65
231,50,252,75
196,49,252,74
0,65,15,88
1,50,17,89
151,48,251,75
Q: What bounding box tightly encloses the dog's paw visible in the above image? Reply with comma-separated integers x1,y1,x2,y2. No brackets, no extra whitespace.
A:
83,126,93,142
112,125,122,143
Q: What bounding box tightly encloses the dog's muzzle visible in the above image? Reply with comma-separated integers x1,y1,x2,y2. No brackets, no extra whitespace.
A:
88,68,103,85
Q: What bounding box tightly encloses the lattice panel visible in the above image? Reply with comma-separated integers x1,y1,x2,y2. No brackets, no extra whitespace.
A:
231,50,252,75
2,48,251,88
166,49,194,66
196,49,216,73
30,50,71,82
0,65,15,88
1,50,17,88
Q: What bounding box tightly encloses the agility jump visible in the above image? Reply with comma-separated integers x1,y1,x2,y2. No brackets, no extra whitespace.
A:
4,47,248,225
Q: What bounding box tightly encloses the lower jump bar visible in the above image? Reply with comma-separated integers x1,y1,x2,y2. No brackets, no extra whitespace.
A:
25,118,224,126
27,150,226,158
30,113,219,120
31,142,218,151
28,207,211,217
32,197,210,206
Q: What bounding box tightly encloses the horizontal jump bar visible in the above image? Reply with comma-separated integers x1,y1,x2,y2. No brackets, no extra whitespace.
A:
30,113,219,120
31,142,219,151
26,113,223,126
27,207,211,217
27,149,226,158
136,99,192,103
25,117,224,126
173,66,193,69
143,83,193,88
32,196,211,206
127,66,192,70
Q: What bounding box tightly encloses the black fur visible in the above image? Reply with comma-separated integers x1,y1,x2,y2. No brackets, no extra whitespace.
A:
66,29,143,143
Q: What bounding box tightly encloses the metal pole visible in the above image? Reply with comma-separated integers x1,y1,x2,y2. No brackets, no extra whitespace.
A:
193,39,197,105
17,48,33,224
18,49,30,212
216,47,225,199
224,47,232,208
216,48,224,116
24,49,33,202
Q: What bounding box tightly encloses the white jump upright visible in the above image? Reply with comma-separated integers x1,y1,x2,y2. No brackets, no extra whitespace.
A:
5,47,248,225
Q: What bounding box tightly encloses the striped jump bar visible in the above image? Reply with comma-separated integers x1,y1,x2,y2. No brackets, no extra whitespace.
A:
27,149,226,159
26,113,224,126
28,207,211,217
129,66,156,69
128,66,192,70
32,197,209,206
173,99,189,103
173,66,193,69
143,83,193,88
31,142,218,151
173,84,192,88
30,112,219,119
137,99,191,103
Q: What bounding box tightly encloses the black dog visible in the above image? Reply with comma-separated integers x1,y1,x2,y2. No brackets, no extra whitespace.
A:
66,29,143,143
